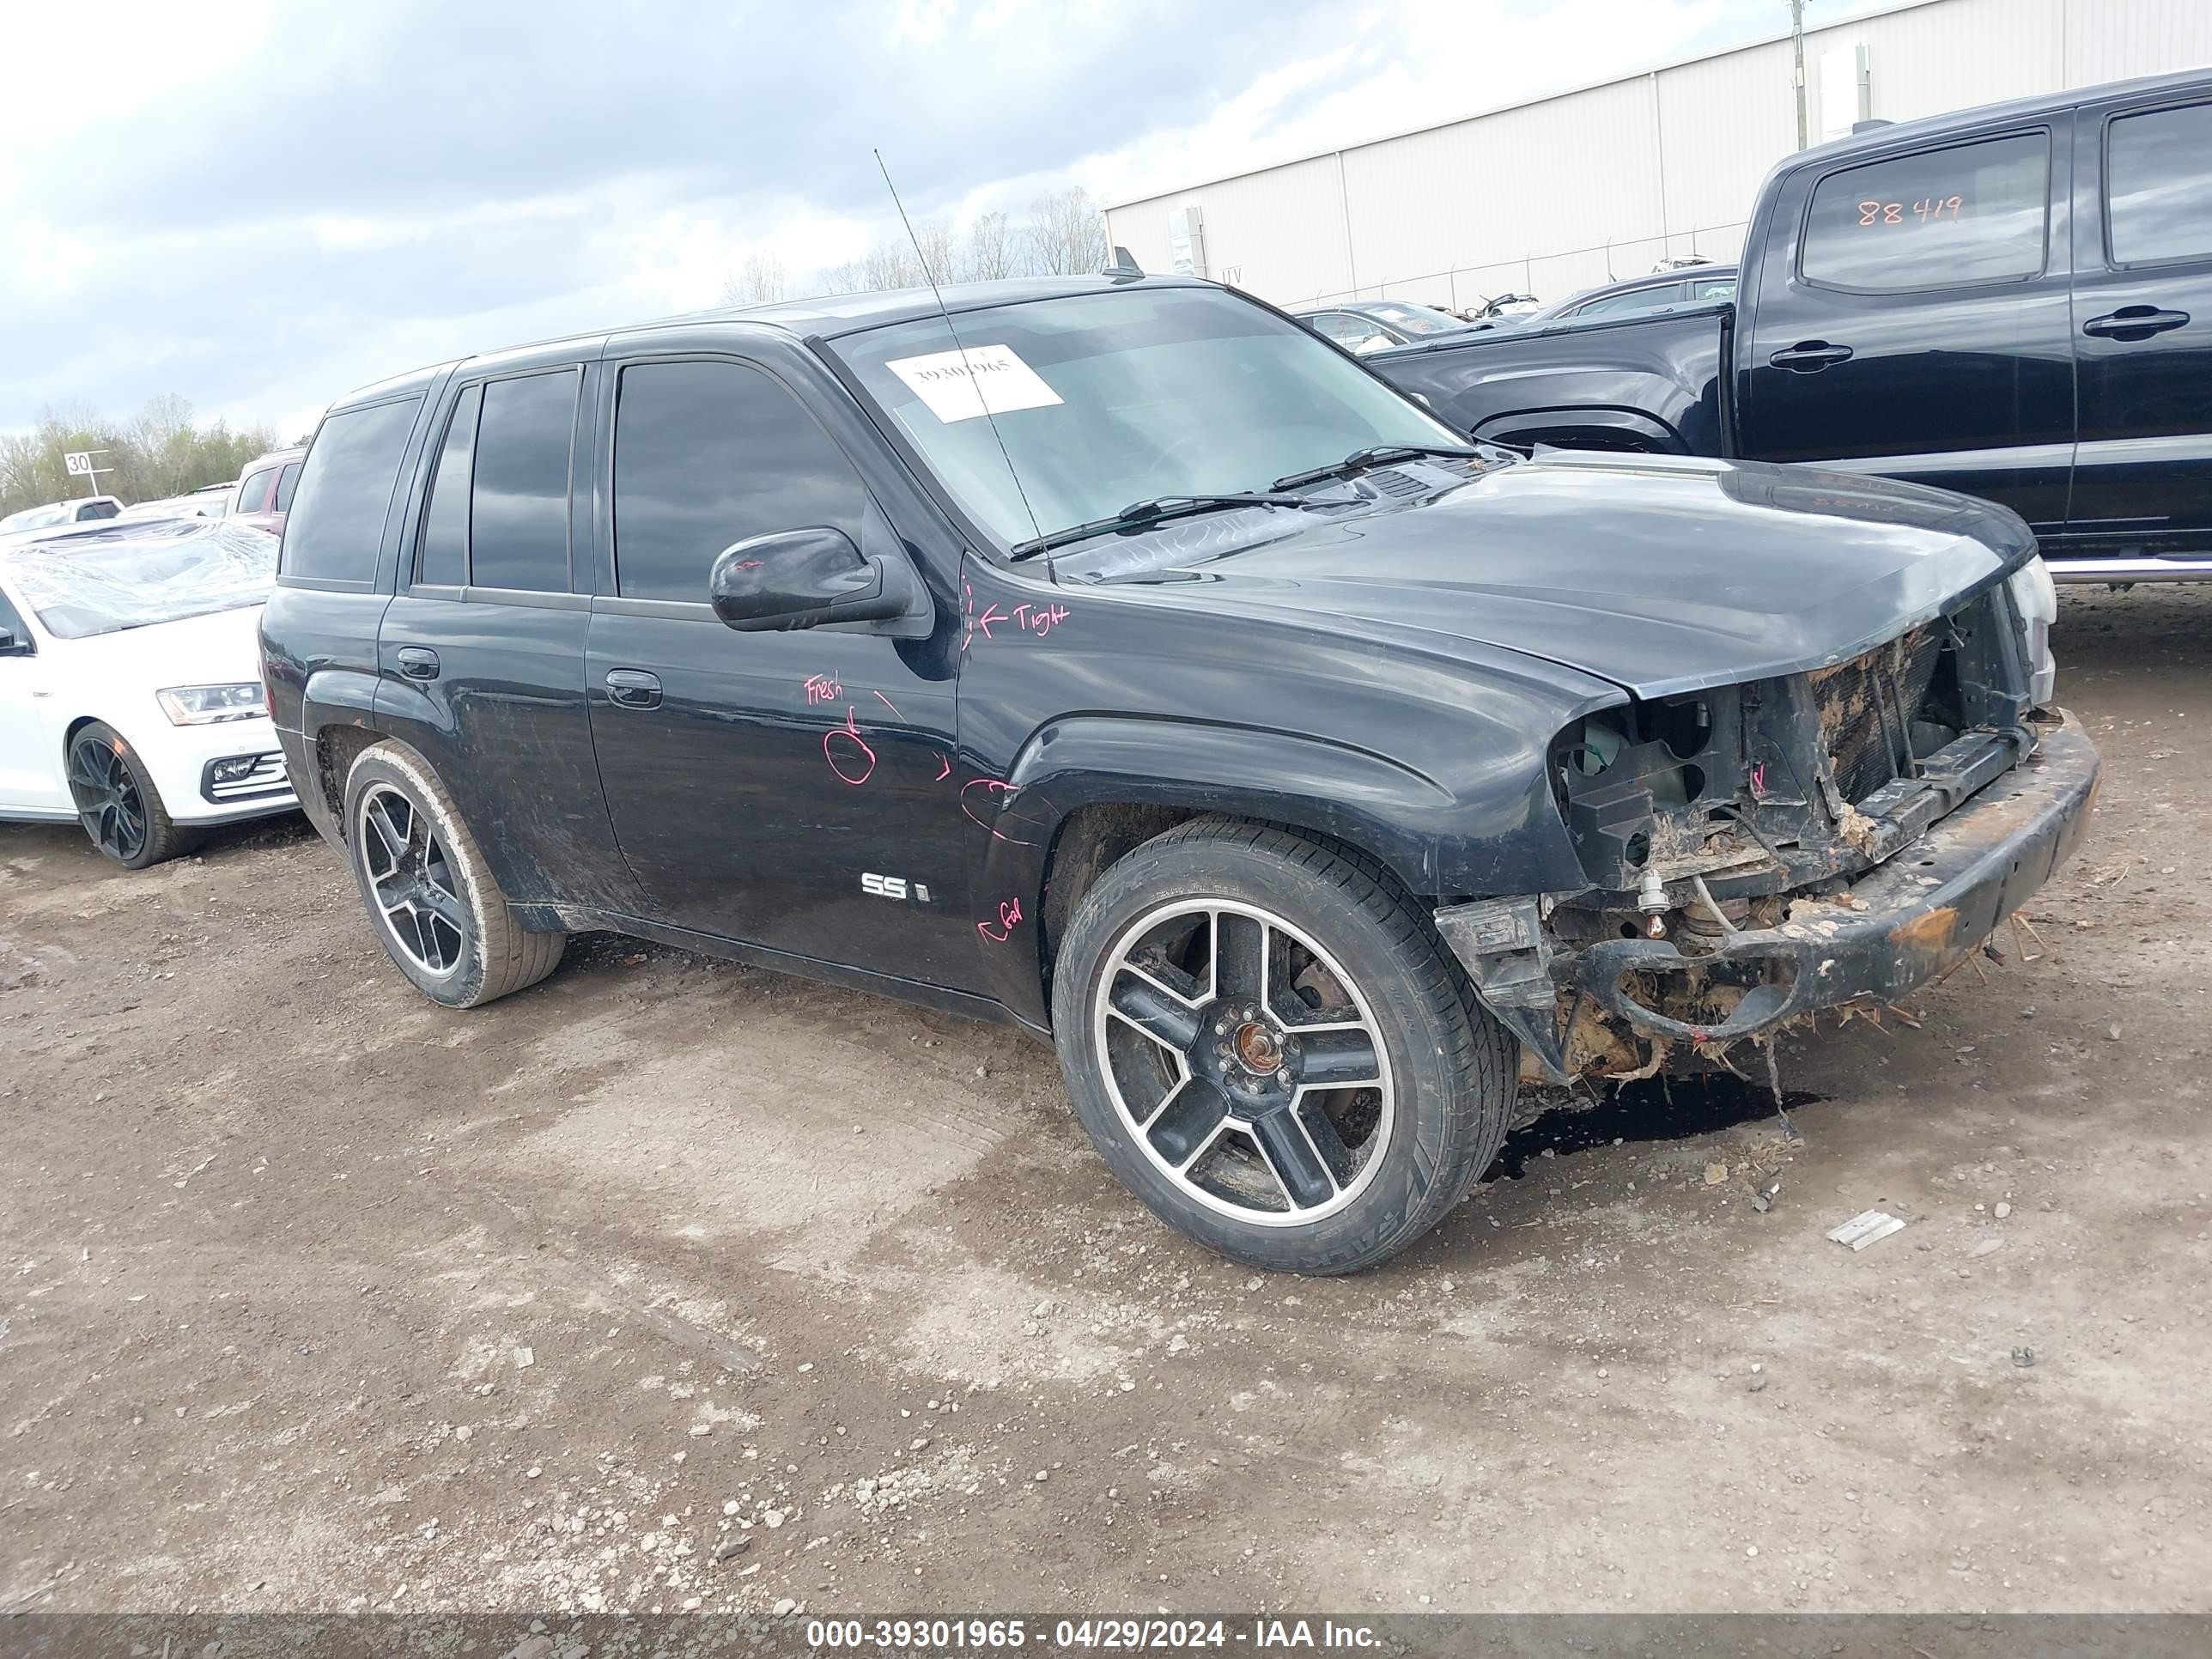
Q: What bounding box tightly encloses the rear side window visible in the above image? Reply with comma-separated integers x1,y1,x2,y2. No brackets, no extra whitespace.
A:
611,361,869,604
2106,101,2212,266
416,384,481,587
468,371,577,592
1801,131,2050,292
274,461,302,514
283,397,422,583
236,468,277,513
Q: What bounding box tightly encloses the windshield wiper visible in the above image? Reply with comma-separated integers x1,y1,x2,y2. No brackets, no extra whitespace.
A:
1008,492,1322,560
1269,443,1482,492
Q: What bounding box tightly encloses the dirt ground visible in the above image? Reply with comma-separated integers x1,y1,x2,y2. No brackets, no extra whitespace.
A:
3,586,2209,1620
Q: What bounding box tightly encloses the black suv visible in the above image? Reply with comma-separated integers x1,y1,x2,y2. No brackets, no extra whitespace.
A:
260,275,2098,1273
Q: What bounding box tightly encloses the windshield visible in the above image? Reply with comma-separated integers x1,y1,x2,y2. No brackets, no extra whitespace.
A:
830,286,1464,549
3,519,277,640
1366,301,1465,336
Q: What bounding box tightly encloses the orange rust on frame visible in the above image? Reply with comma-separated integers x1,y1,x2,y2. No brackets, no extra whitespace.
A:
1889,905,1960,956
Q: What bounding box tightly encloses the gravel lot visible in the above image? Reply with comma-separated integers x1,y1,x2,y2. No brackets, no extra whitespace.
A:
3,587,2209,1618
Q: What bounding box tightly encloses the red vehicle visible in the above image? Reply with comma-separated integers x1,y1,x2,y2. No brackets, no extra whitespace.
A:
229,446,307,536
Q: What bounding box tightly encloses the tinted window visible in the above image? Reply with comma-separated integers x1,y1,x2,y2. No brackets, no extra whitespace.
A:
236,468,277,513
274,461,302,513
2107,101,2212,265
1689,276,1737,301
0,583,27,644
469,371,576,592
283,397,422,582
416,385,480,587
1802,131,2049,292
77,499,121,521
612,361,868,603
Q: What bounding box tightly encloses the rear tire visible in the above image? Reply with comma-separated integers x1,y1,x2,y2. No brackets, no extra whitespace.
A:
1051,817,1516,1274
67,721,193,869
342,741,565,1008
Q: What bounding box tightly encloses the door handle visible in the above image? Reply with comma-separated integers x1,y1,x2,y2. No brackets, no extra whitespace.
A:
1767,341,1854,372
605,668,662,709
2082,306,2190,340
396,646,440,681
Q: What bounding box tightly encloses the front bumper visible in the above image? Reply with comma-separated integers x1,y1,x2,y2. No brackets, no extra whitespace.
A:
1441,711,2100,1074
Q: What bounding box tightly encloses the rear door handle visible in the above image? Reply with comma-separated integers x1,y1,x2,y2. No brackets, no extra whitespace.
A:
396,646,440,681
2082,306,2190,340
1767,341,1854,372
605,668,662,709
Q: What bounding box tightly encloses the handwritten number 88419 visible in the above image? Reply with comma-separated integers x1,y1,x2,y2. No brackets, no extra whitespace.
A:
1856,195,1963,228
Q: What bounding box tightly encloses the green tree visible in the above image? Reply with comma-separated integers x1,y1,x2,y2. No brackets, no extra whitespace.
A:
0,395,277,518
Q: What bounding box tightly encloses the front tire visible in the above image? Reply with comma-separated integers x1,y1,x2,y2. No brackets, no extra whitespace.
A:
1051,818,1516,1274
342,741,565,1008
67,721,191,869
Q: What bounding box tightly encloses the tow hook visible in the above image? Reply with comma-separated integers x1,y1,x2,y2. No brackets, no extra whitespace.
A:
1637,870,1670,939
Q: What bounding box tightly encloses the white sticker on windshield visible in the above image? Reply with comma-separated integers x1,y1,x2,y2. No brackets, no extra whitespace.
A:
884,343,1063,424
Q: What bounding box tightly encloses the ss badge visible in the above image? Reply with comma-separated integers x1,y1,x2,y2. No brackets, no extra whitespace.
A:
862,872,930,902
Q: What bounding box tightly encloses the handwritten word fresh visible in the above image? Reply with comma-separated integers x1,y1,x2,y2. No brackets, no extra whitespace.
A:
803,672,842,706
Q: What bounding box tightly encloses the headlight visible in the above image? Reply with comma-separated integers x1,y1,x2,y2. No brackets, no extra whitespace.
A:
157,682,264,725
2005,557,2057,708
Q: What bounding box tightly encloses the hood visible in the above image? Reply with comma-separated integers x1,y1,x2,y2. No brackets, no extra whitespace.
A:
52,601,268,689
1109,452,2035,700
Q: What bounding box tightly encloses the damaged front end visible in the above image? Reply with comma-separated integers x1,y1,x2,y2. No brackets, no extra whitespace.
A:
1437,561,2099,1085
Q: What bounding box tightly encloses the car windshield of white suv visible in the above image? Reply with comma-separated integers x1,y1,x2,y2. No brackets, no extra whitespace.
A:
832,286,1465,550
1365,301,1465,335
3,519,278,640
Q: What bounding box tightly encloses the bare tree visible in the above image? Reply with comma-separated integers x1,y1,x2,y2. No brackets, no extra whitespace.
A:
719,251,788,308
962,210,1020,282
908,218,958,287
1024,186,1110,276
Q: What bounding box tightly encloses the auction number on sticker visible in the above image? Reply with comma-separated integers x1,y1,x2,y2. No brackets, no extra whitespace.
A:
806,1618,1030,1648
1856,194,1964,226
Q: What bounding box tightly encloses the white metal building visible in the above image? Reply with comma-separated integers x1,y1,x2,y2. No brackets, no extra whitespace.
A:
1104,0,2212,313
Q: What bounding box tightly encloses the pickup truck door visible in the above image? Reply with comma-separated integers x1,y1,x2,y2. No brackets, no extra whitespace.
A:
1739,121,2075,535
2064,89,2212,557
580,348,976,992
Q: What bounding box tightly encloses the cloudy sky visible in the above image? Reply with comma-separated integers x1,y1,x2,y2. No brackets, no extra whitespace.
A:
2,0,1858,440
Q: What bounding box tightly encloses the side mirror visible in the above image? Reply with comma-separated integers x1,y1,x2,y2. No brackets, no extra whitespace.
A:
708,526,920,633
0,626,28,657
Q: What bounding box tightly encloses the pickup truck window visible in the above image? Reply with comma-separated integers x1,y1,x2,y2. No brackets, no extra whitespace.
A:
611,360,869,603
469,370,578,592
1573,283,1684,319
1801,131,2049,293
832,287,1459,550
2106,101,2212,266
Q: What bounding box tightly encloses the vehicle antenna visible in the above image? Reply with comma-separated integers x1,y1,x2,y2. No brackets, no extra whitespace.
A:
873,149,1048,568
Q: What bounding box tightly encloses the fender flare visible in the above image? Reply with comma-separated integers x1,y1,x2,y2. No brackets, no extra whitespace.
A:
966,715,1461,1027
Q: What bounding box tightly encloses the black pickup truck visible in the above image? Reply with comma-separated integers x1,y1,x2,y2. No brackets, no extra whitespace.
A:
261,275,2094,1273
1372,70,2212,585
